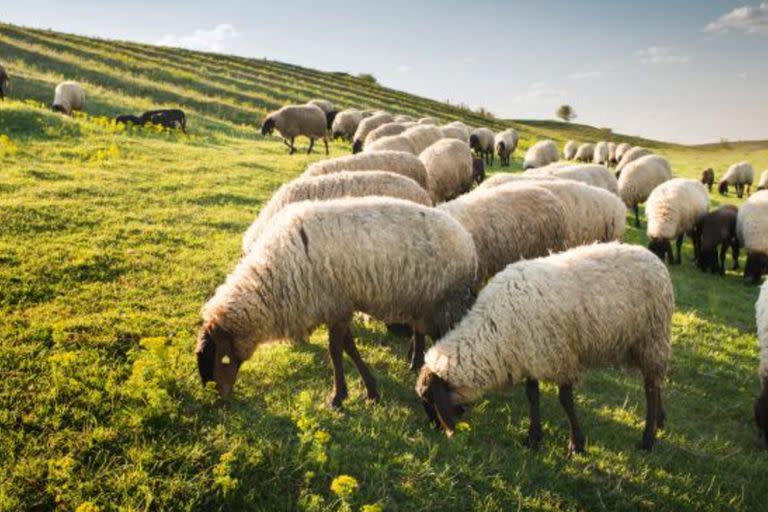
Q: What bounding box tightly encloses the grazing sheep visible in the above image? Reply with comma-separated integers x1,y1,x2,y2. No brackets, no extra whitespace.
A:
737,191,768,284
394,114,416,123
0,63,9,100
608,142,618,166
51,81,85,115
140,109,187,133
495,129,519,167
402,125,443,154
304,150,429,189
616,147,652,175
419,139,474,203
593,141,610,165
478,173,550,189
307,99,338,130
472,158,486,186
364,122,412,148
261,104,329,155
646,178,709,265
416,242,673,452
755,281,768,446
719,162,755,198
615,142,632,163
196,197,478,404
352,112,395,153
364,134,418,154
470,128,496,166
563,140,578,160
438,185,570,286
758,170,768,191
574,143,595,163
242,171,432,254
446,120,471,135
440,124,470,143
332,109,364,141
418,117,440,125
115,114,142,125
618,155,673,227
526,164,619,195
693,205,739,274
701,168,715,192
523,140,559,169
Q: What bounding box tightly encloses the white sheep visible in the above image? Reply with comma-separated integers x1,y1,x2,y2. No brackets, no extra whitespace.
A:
618,155,673,226
470,128,496,166
197,197,478,404
331,109,364,140
352,112,395,153
440,124,470,143
51,81,86,115
494,129,519,167
754,281,768,445
574,143,595,163
525,164,619,195
523,140,559,169
646,178,709,265
718,161,755,198
241,171,433,254
307,99,338,130
419,139,474,203
416,242,673,452
394,114,416,122
402,124,443,154
608,142,618,166
261,104,329,155
593,141,609,165
757,170,768,191
616,146,652,175
737,190,768,283
563,140,578,160
304,150,428,188
364,133,418,154
418,116,440,125
363,122,413,147
615,142,632,163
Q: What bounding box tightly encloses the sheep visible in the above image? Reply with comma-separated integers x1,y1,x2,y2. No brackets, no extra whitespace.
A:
615,142,632,163
115,114,142,125
331,109,364,141
758,170,768,191
523,140,559,169
737,190,768,284
0,63,9,100
646,178,709,265
701,168,715,192
304,150,429,189
472,158,485,186
470,128,496,166
416,242,673,452
593,141,610,165
438,185,570,286
755,281,768,446
307,99,338,130
446,120,471,134
719,162,755,198
478,173,550,189
608,142,618,166
616,147,652,175
440,124,470,143
394,114,415,123
261,104,328,155
495,129,519,167
352,112,395,153
526,164,619,195
363,122,412,148
419,139,474,203
363,134,418,154
574,143,595,163
139,109,187,133
693,205,739,275
51,81,85,115
196,197,478,404
242,171,433,254
418,117,439,125
401,124,443,154
563,140,578,160
618,155,673,227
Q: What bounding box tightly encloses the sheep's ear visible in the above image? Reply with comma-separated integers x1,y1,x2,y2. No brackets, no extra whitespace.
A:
426,374,456,437
195,327,216,384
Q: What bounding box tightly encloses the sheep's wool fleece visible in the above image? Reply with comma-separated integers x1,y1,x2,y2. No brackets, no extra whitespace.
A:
423,242,673,404
758,170,768,189
269,105,327,139
204,197,478,356
304,150,428,188
646,178,709,240
757,281,768,382
618,155,672,207
722,162,755,185
737,191,768,253
419,138,473,203
617,147,652,172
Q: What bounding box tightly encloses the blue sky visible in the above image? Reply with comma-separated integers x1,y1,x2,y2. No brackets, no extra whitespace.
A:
3,0,767,143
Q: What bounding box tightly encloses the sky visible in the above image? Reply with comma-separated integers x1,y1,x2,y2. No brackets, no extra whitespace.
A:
2,0,767,144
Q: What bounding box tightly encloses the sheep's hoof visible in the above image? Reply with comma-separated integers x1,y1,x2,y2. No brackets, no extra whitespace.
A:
365,390,381,403
328,389,348,409
523,433,542,450
567,434,586,456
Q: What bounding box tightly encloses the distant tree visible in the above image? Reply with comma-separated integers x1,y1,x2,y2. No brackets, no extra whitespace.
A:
556,104,576,122
357,73,378,85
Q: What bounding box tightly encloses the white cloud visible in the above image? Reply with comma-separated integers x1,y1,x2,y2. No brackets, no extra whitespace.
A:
460,56,475,64
397,64,412,72
513,81,567,103
568,71,602,80
705,2,768,34
637,46,690,64
157,24,240,52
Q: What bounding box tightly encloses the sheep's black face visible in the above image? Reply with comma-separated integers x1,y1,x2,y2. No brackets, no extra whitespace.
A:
755,390,768,447
325,110,338,130
472,158,486,185
260,118,275,136
469,134,480,151
351,140,363,154
416,370,461,437
648,239,671,262
51,104,67,114
744,253,768,284
332,130,343,140
697,249,719,273
196,323,242,398
718,181,728,195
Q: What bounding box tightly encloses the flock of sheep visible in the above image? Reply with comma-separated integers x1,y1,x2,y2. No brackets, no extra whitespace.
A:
188,98,768,453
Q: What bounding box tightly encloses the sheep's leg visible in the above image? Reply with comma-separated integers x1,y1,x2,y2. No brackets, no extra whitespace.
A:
641,377,659,451
288,137,296,155
558,384,585,454
732,238,740,269
633,204,640,228
307,138,315,154
323,137,329,155
524,378,543,449
675,234,684,265
327,323,348,408
341,326,379,402
409,332,425,371
655,386,666,430
719,243,727,274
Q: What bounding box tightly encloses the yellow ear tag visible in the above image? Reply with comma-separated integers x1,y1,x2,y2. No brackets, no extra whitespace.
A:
221,355,231,365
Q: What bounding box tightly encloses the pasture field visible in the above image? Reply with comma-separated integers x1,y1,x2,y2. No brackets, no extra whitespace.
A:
2,22,768,511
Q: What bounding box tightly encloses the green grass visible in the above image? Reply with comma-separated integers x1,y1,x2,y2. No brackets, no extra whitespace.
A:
2,22,768,512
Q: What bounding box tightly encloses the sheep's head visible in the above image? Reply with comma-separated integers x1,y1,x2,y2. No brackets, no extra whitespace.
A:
718,181,729,195
415,369,464,437
196,322,242,398
755,388,768,447
648,238,672,263
697,248,719,273
51,103,69,115
744,252,767,284
351,139,363,154
325,110,338,131
472,158,486,185
260,116,276,136
496,141,506,156
468,134,480,151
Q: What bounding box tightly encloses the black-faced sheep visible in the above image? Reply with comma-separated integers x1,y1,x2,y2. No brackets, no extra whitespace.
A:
616,147,652,176
719,162,754,198
701,168,715,192
140,109,187,133
363,134,418,154
307,99,338,131
737,190,768,284
402,125,443,154
575,143,594,163
495,129,518,167
523,140,559,169
352,112,395,153
416,242,673,452
618,154,673,226
419,139,474,203
472,158,486,185
197,197,477,405
261,104,329,155
563,140,578,160
440,124,470,143
693,205,739,275
470,128,495,166
331,109,364,141
51,81,85,115
115,114,142,125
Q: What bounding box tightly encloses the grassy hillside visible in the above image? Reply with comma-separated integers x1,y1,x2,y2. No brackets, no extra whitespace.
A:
1,22,768,511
